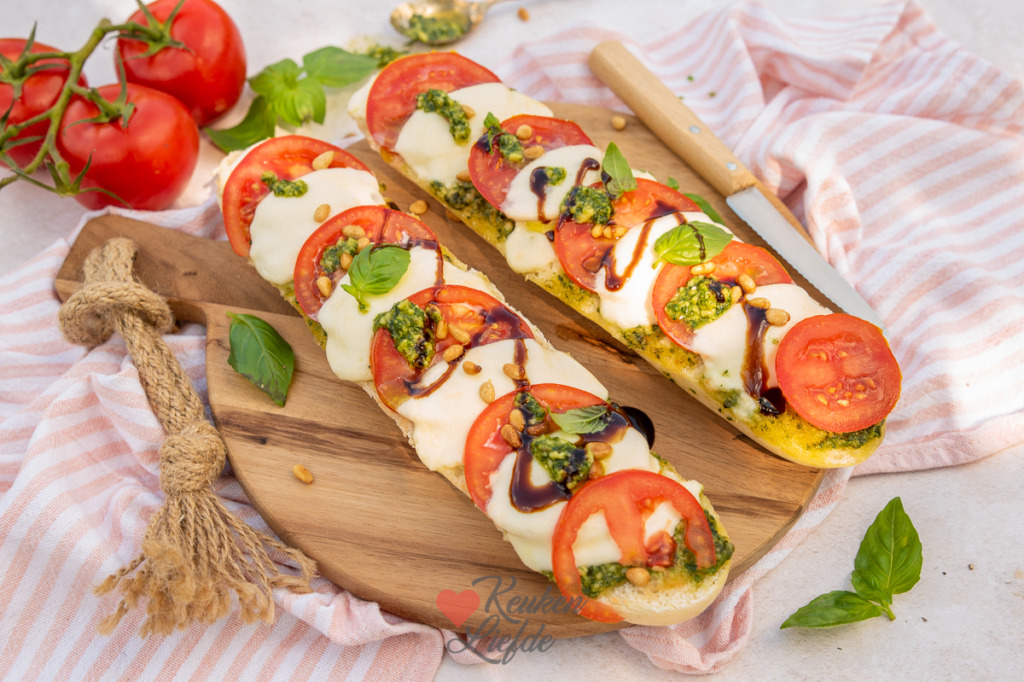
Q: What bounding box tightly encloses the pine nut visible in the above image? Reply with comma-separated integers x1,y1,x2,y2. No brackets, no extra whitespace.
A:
525,423,548,436
342,224,366,238
356,236,371,251
479,380,495,403
691,261,716,276
611,115,627,131
586,442,613,459
340,252,353,270
501,423,522,448
612,226,628,239
445,209,462,222
590,225,604,239
292,464,314,484
314,203,331,223
409,199,429,215
508,408,525,432
442,344,464,363
517,6,529,21
588,460,605,480
449,325,471,344
523,144,545,160
765,308,790,326
747,297,769,309
737,273,757,294
316,275,333,298
730,285,743,302
311,151,334,170
461,104,475,118
626,567,650,586
456,170,471,182
503,363,525,380
463,360,482,375
602,226,614,239
435,318,449,340
515,124,533,140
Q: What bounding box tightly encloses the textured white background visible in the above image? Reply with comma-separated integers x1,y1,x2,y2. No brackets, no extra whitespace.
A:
2,1,1022,679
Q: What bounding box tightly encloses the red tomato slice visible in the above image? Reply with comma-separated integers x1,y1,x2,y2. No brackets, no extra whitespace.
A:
294,206,438,319
551,470,717,623
221,135,370,257
370,285,534,410
652,241,792,350
775,314,901,433
463,383,607,512
467,114,594,210
554,179,699,292
365,51,500,152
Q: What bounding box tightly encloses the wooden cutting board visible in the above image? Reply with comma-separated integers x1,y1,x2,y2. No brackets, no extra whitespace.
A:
55,102,826,639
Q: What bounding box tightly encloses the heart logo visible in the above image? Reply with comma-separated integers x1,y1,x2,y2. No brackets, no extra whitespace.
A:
436,589,480,628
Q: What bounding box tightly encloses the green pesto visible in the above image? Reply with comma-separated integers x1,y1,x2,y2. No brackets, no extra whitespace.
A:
578,562,629,599
529,434,592,491
664,275,733,330
672,510,735,583
319,237,359,273
721,389,740,410
481,112,525,164
543,166,567,186
429,179,515,240
813,421,884,450
361,44,407,68
561,185,613,225
261,172,308,197
401,13,469,44
514,391,548,426
416,88,471,144
544,272,594,308
372,299,440,370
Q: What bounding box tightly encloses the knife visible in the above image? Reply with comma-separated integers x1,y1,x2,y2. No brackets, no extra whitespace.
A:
589,40,885,331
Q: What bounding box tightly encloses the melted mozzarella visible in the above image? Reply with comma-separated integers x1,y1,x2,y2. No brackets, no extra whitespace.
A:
500,145,603,222
347,73,376,125
504,225,559,274
397,338,607,472
394,83,552,186
248,168,384,285
319,247,494,383
484,426,659,572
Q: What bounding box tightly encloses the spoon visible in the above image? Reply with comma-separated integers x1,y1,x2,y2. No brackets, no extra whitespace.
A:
390,0,504,45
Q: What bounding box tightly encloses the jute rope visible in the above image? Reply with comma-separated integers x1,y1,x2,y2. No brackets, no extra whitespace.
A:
58,238,317,638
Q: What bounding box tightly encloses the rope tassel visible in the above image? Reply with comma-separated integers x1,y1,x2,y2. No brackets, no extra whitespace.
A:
58,238,316,637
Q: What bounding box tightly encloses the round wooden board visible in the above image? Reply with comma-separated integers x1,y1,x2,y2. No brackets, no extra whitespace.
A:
56,103,826,640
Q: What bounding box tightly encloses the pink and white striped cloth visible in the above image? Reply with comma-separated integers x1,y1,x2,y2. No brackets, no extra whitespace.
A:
1,0,1021,677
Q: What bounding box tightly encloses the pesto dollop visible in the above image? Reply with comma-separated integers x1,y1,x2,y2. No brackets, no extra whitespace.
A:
319,237,359,274
673,510,735,582
401,13,469,44
372,299,441,369
542,166,567,186
429,179,515,240
578,562,628,599
664,275,733,330
416,88,471,144
480,112,524,163
529,434,593,491
514,391,549,426
561,185,613,226
261,172,308,197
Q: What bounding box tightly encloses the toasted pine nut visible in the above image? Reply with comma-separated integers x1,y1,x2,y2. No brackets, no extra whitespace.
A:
479,380,495,403
356,236,371,251
515,124,533,140
691,261,716,276
588,460,605,479
316,275,333,298
409,199,428,215
737,273,757,294
602,226,614,239
442,344,464,363
508,408,525,432
590,225,604,239
343,224,366,238
517,6,529,21
730,285,743,302
611,115,627,131
612,226,628,239
503,363,525,380
525,423,548,436
461,104,475,118
435,318,449,340
449,325,471,344
651,565,666,573
586,442,614,460
501,423,522,448
314,203,331,223
523,144,545,160
626,567,650,586
747,297,769,309
292,464,314,484
340,252,354,270
456,170,471,182
765,308,790,326
463,360,482,375
311,151,334,170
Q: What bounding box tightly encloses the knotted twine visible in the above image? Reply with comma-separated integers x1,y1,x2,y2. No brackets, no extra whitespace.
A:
57,238,317,638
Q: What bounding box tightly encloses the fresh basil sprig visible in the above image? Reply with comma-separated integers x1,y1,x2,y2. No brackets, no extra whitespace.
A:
653,221,733,267
550,405,611,435
206,46,378,152
683,192,725,224
226,312,295,407
340,245,411,313
781,497,922,629
601,142,636,198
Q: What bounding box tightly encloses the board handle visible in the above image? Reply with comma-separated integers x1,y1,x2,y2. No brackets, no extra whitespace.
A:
589,40,758,199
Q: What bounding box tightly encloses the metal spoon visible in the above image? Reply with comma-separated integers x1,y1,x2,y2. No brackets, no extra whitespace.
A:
390,0,504,45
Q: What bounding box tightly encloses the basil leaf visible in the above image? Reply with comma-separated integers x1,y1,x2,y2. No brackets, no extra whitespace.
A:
340,245,411,313
601,142,636,198
226,312,295,407
550,405,611,435
683,192,725,224
780,591,886,629
851,497,922,609
665,176,680,190
653,221,733,266
250,59,326,127
302,46,377,88
249,58,302,101
204,96,276,152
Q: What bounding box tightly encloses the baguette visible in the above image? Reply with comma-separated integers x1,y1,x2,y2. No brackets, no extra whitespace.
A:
346,52,902,469
217,135,733,626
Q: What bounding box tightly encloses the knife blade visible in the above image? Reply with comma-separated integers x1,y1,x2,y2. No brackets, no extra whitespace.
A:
588,40,885,331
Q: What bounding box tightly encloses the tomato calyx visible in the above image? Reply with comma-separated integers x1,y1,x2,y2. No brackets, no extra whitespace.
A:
114,0,190,56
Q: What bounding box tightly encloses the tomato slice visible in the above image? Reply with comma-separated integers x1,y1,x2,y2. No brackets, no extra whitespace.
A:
365,51,500,152
652,241,792,350
551,470,717,623
294,206,438,319
370,285,534,410
775,314,901,433
463,383,608,511
221,135,370,257
554,179,699,292
467,114,594,210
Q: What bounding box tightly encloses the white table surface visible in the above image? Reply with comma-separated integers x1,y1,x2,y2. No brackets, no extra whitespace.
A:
2,1,1022,679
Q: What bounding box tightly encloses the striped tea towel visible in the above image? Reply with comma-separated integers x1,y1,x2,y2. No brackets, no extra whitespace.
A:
2,0,1022,678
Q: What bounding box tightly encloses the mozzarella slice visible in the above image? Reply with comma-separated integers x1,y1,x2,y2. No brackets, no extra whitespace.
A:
248,168,384,285
397,338,607,473
504,225,559,274
394,83,552,186
500,145,603,222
